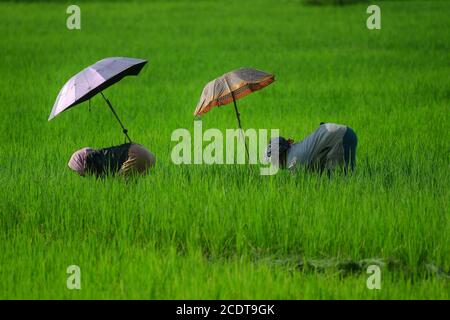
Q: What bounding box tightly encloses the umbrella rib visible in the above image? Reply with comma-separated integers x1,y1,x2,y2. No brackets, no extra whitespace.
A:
83,67,95,90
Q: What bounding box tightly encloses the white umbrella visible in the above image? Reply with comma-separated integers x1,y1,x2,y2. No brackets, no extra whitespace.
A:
49,57,148,142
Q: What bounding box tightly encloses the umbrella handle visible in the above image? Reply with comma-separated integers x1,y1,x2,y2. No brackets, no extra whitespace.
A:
232,98,249,161
101,92,132,144
223,77,249,162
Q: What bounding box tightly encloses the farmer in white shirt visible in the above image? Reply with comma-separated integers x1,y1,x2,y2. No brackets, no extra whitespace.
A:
266,123,358,174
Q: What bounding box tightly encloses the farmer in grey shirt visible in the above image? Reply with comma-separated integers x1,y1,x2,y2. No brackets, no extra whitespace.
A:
266,123,358,173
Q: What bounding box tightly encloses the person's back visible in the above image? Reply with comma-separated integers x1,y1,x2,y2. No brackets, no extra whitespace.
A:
266,122,358,173
287,123,347,171
86,143,132,176
68,142,156,177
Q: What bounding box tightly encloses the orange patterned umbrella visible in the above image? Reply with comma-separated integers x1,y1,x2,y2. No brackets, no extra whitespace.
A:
194,68,275,157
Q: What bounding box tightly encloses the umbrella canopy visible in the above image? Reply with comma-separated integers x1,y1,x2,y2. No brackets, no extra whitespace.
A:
48,57,147,121
194,68,275,116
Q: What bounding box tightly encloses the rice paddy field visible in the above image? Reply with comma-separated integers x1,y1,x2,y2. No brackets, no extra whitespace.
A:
0,0,449,299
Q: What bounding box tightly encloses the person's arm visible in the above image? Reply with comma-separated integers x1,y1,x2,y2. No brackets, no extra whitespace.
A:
287,157,297,171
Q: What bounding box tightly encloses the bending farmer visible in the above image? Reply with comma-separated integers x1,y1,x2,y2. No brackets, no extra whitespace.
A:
266,123,357,173
68,143,156,177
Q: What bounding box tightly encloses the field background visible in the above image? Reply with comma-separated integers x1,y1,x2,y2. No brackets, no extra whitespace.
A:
0,0,449,299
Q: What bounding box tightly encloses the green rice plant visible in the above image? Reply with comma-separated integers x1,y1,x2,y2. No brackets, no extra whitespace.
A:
0,0,448,299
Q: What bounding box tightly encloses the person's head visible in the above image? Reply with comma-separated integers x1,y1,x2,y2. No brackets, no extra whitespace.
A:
266,137,292,168
68,147,93,176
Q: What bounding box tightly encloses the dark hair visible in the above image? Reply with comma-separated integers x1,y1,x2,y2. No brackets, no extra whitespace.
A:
266,137,291,166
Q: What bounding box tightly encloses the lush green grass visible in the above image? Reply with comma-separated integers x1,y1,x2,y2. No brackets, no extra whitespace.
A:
0,0,449,299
